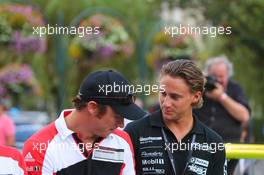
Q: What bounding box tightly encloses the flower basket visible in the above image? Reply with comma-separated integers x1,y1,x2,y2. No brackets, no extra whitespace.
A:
146,29,197,70
0,63,41,98
0,3,46,54
69,14,134,63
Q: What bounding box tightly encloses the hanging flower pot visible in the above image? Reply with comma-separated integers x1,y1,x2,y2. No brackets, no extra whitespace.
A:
0,3,46,54
69,14,134,62
147,29,197,70
0,63,41,98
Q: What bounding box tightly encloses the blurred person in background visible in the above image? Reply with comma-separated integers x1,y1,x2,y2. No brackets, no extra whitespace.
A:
0,99,15,146
193,55,250,175
147,102,160,113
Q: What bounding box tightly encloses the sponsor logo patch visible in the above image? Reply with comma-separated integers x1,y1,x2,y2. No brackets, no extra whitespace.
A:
139,136,162,144
24,152,35,162
188,164,207,175
142,167,165,174
92,146,124,163
141,151,163,158
142,158,164,165
190,157,209,167
188,157,209,175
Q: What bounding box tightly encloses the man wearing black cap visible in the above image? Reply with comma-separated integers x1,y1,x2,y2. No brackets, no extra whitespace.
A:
22,70,146,175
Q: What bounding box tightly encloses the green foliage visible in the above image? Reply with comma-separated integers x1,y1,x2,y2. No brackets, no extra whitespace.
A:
1,1,264,142
179,0,264,141
13,0,163,111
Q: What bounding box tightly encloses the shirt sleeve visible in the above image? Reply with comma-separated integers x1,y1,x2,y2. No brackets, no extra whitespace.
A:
0,145,28,175
211,142,227,175
22,139,53,175
124,123,141,175
230,82,251,114
112,129,136,175
122,133,136,175
16,149,28,175
124,123,137,157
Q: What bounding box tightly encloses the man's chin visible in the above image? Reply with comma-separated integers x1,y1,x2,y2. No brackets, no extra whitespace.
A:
162,112,175,120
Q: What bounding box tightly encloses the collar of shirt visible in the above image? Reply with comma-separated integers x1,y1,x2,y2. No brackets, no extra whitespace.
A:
149,110,204,135
55,109,75,140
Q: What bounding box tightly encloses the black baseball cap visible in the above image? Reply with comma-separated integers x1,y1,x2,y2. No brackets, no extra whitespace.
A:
78,70,147,120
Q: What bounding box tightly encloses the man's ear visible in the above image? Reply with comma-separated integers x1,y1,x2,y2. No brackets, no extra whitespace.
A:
86,101,99,116
192,91,202,104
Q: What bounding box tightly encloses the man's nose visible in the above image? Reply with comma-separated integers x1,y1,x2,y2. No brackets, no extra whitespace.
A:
162,96,171,107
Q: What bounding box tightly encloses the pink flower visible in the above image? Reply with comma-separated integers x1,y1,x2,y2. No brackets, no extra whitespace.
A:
10,32,46,53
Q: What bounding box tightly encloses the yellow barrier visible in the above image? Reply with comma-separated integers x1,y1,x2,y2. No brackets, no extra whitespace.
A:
225,143,264,159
